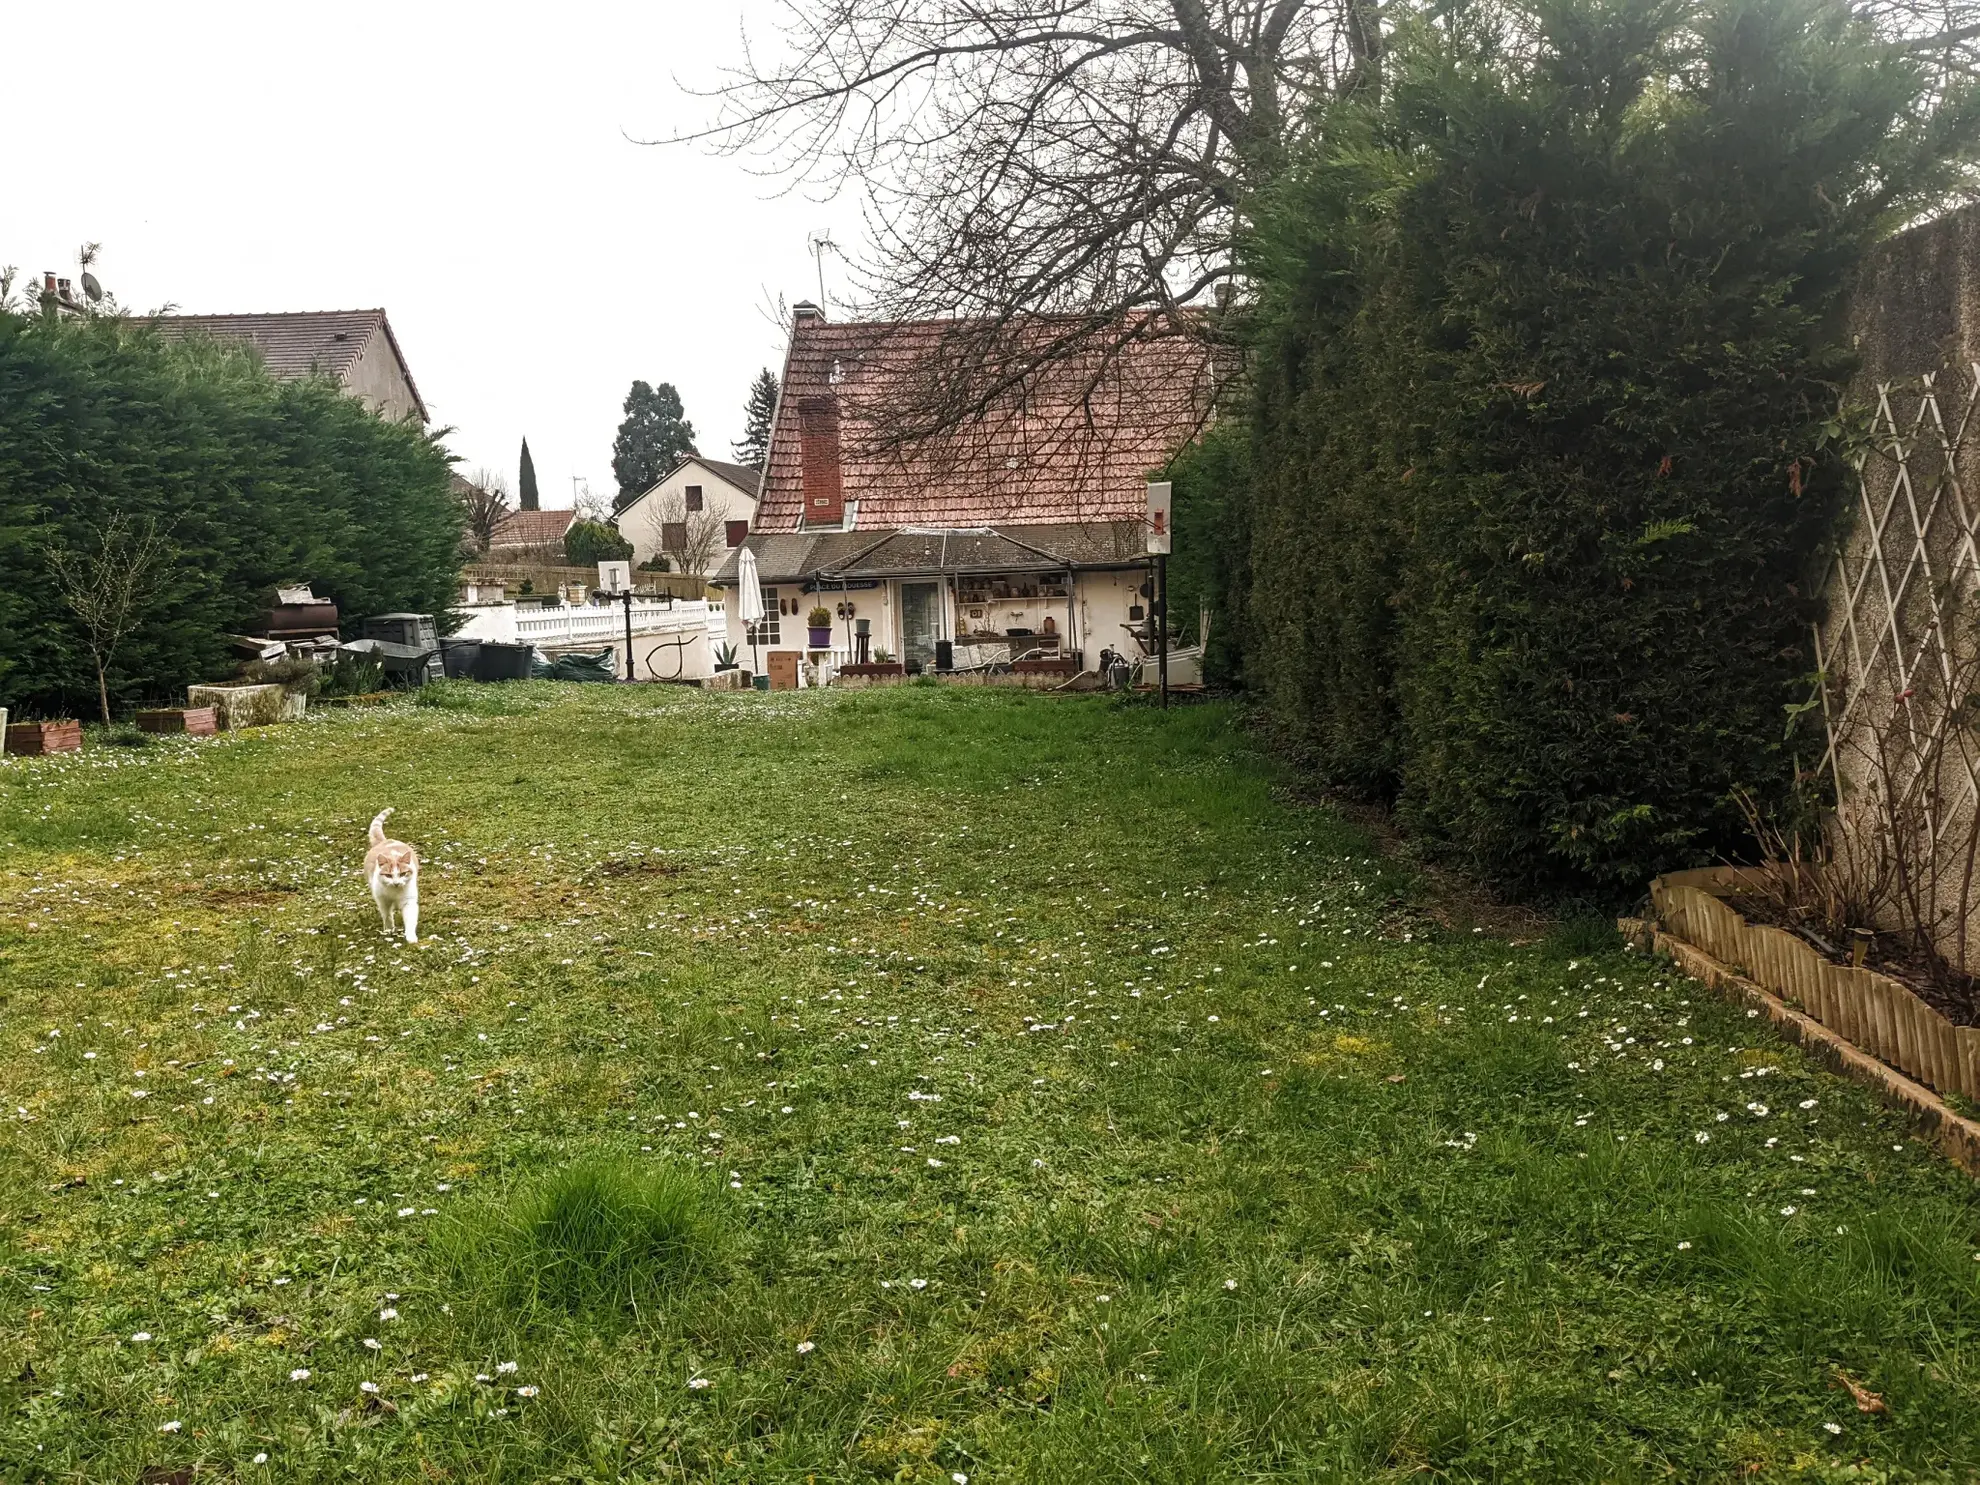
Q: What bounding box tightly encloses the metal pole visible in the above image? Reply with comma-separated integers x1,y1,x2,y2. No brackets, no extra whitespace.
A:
1157,554,1169,710
622,588,635,682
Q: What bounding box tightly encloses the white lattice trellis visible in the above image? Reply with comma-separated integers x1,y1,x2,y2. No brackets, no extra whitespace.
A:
1813,362,1980,832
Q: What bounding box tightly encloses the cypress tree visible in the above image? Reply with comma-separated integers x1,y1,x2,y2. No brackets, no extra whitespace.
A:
518,437,539,511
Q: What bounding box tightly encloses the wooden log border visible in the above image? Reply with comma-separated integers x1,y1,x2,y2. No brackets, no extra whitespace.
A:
1626,868,1980,1175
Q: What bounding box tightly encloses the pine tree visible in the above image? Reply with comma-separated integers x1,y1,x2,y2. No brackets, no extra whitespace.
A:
518,437,539,512
733,368,778,468
611,381,697,511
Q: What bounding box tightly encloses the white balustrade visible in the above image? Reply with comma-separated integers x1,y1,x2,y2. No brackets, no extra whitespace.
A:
456,599,723,650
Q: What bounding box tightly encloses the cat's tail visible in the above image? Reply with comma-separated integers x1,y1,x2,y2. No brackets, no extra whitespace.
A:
369,807,394,845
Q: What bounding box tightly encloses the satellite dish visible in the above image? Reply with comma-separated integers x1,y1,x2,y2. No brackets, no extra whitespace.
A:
80,271,102,303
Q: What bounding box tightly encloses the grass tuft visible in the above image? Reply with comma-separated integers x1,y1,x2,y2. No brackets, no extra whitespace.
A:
438,1155,730,1318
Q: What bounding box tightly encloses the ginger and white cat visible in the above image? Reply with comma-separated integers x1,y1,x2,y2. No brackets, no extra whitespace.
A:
364,807,420,943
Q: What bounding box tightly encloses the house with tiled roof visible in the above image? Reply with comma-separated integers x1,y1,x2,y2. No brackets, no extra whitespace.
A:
488,508,577,555
149,309,428,423
614,456,760,575
713,302,1213,684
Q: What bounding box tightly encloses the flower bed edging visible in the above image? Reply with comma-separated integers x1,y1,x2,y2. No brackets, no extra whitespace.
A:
1624,885,1980,1177
1651,867,1980,1099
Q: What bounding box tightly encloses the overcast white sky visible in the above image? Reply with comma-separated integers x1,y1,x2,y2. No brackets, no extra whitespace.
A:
4,1,864,507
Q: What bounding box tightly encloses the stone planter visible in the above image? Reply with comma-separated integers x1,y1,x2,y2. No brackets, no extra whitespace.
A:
838,662,906,678
6,719,82,755
135,706,218,736
186,683,308,729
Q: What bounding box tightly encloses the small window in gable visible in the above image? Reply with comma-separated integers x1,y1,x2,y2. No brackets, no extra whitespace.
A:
685,485,704,512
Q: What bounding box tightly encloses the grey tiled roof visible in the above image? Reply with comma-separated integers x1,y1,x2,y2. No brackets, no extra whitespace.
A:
148,309,429,421
712,521,1150,586
692,457,763,495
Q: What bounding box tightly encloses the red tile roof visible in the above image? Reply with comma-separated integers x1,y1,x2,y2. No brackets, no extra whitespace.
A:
757,313,1215,531
489,509,576,547
149,309,429,421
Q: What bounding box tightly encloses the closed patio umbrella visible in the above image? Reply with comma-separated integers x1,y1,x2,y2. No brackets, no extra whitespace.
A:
736,546,765,681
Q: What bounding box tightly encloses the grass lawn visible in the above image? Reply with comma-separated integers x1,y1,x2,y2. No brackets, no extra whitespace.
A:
4,682,1980,1482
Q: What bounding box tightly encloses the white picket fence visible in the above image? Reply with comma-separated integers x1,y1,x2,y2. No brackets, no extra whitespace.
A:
457,598,725,649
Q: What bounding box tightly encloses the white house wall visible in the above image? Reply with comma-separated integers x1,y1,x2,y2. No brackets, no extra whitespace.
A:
616,464,759,570
342,335,423,423
723,566,1158,676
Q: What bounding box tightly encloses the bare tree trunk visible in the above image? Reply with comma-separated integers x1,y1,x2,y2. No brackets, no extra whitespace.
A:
95,656,111,726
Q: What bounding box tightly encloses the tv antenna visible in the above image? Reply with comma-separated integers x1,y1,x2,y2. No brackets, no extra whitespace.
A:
807,230,842,314
78,242,104,304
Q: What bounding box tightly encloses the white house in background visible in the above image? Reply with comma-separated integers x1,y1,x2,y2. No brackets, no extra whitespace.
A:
614,456,760,576
709,302,1215,684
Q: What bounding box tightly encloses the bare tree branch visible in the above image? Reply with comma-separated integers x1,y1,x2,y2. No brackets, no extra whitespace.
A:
44,512,173,724
456,469,513,555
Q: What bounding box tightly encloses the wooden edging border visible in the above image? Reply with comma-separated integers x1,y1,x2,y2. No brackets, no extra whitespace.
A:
1619,917,1980,1177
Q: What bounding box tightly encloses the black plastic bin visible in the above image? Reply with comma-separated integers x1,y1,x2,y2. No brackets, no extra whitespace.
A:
440,638,482,678
474,641,536,681
935,639,954,672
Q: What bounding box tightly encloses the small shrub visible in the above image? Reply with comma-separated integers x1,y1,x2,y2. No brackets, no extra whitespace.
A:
435,1156,729,1317
317,652,385,698
807,606,833,629
565,519,633,566
239,655,321,696
98,723,151,748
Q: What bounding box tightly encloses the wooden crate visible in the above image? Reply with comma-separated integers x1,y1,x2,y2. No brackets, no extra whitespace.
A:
5,719,82,755
135,706,218,736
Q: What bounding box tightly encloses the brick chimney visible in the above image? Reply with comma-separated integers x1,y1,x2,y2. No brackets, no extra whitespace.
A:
798,395,844,527
793,300,824,324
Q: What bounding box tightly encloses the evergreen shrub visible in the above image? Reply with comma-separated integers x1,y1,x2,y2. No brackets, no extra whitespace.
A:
564,520,634,565
1242,0,1980,893
0,311,461,718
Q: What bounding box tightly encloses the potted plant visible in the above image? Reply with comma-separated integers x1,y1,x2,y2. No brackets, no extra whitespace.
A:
807,606,834,648
714,641,739,672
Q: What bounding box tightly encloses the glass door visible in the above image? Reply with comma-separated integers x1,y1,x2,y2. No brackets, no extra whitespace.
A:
900,582,940,673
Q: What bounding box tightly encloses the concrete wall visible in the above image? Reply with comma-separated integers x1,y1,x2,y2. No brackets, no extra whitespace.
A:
1847,203,1980,384
1816,204,1980,971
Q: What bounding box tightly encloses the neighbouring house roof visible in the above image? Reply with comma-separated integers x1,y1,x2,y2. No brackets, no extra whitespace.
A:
757,311,1216,531
711,521,1151,587
148,308,430,421
690,456,764,496
489,509,577,548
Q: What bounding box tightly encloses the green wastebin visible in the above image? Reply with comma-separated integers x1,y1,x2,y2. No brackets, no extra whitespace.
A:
752,674,770,692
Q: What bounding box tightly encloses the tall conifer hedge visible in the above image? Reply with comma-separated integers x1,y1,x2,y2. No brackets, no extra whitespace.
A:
1241,0,1980,893
0,311,462,719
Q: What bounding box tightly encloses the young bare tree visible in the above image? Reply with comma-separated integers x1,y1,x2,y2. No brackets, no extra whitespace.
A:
44,512,173,724
457,468,513,553
572,480,616,524
644,490,727,580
